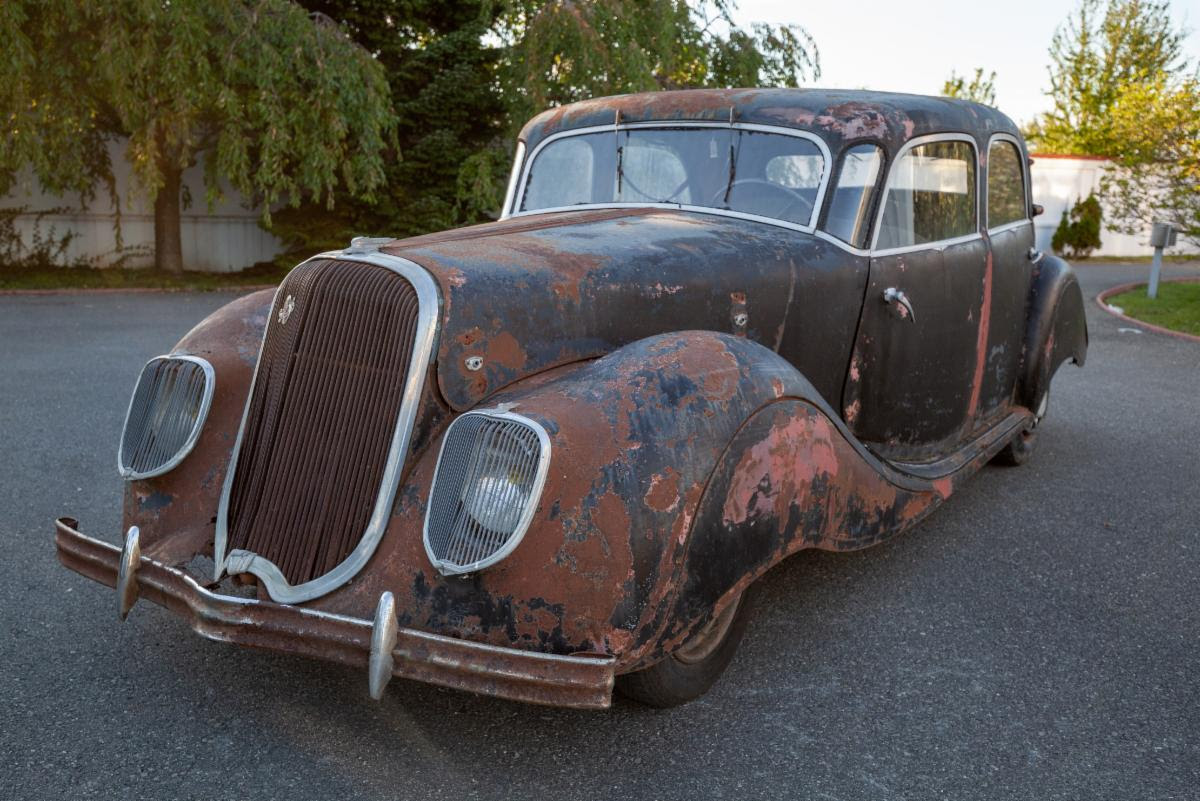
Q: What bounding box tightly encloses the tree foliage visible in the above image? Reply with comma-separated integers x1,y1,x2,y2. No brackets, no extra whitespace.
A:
281,0,820,258
1027,0,1187,154
1025,0,1198,247
941,68,997,106
1,0,397,272
1100,74,1200,245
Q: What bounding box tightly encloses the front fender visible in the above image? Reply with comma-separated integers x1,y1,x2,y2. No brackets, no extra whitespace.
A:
1019,254,1087,409
321,331,812,667
121,289,274,559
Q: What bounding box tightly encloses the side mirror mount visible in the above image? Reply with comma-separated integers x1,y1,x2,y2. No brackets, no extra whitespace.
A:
1031,203,1044,218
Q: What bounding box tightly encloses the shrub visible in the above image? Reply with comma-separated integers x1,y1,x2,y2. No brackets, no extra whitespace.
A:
1051,193,1103,259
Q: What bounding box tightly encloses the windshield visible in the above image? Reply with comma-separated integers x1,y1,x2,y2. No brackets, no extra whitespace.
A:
519,127,826,227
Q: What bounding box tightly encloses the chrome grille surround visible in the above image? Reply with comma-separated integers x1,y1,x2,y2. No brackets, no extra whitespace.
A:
213,250,441,604
424,410,552,576
118,355,215,480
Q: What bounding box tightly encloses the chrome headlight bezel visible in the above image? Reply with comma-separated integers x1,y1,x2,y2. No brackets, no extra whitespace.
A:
117,354,215,480
423,409,551,576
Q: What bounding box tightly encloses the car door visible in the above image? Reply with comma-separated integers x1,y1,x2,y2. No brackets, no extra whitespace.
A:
974,135,1036,425
841,135,987,460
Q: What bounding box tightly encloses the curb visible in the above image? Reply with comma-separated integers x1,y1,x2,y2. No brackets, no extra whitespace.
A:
0,284,276,297
1096,278,1200,344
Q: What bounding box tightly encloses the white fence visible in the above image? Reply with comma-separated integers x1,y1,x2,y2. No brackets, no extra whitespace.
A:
1029,153,1196,258
4,144,1194,272
3,142,281,273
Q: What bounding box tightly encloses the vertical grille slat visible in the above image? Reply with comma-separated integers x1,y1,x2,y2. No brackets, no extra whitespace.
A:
225,258,420,587
423,412,550,575
119,356,214,479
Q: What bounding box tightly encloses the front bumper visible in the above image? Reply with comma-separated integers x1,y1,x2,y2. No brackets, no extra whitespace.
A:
54,518,615,709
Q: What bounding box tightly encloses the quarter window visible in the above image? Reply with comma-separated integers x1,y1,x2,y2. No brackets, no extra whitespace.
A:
875,140,977,250
987,140,1026,228
824,144,883,248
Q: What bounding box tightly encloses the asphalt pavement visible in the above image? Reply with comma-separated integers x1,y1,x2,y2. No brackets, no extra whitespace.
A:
1,261,1198,800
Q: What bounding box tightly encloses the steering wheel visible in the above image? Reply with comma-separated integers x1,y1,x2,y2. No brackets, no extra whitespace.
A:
710,179,814,221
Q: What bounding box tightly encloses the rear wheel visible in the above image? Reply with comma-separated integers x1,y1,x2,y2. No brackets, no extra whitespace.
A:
994,392,1048,466
617,585,756,708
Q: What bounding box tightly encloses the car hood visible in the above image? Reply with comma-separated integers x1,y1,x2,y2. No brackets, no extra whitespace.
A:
382,208,831,410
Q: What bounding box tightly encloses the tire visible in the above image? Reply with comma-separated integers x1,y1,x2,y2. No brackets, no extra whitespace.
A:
616,584,757,708
994,392,1048,467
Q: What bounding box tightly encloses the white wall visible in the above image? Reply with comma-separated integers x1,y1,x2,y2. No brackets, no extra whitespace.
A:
6,143,1194,271
1029,154,1197,257
3,141,282,273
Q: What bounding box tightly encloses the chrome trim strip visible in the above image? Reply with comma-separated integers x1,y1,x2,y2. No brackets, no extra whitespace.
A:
213,250,442,604
985,132,1033,233
422,408,552,576
871,232,984,258
869,132,980,254
117,354,215,480
499,140,525,221
986,219,1033,236
508,121,833,232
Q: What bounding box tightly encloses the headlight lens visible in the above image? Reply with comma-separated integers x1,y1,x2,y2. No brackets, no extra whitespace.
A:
424,410,550,575
118,355,214,479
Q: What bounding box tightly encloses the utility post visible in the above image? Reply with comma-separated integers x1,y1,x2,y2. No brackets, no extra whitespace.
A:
1148,222,1177,299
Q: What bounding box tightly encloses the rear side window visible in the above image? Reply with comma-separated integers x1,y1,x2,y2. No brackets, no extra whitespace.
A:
875,140,977,250
987,140,1026,228
824,144,883,248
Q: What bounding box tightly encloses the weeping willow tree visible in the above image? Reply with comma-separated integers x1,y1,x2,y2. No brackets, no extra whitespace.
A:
0,0,397,272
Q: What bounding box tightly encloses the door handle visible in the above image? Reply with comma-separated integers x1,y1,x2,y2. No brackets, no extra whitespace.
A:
882,287,916,323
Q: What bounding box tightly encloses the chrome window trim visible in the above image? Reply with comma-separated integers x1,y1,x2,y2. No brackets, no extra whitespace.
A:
985,133,1031,232
869,132,980,254
987,219,1033,236
508,121,834,233
117,354,215,480
499,141,526,221
213,250,441,604
422,408,552,576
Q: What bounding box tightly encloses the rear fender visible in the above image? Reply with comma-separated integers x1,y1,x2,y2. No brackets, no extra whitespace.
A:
1019,254,1087,409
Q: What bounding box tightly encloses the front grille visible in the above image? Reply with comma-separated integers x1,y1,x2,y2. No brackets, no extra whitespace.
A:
119,356,214,479
225,258,420,587
424,411,551,575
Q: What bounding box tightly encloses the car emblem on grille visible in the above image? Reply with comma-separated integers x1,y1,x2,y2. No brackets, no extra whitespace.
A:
278,295,296,325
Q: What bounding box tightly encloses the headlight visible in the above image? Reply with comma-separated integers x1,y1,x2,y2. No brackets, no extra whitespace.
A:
118,355,214,479
424,409,550,575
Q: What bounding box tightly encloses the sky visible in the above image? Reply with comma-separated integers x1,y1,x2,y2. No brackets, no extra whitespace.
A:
730,0,1200,127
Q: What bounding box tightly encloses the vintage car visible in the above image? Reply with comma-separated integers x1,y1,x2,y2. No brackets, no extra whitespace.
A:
56,89,1087,709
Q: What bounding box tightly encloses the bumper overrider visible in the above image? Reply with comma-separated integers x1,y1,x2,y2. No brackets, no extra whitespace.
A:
54,518,616,709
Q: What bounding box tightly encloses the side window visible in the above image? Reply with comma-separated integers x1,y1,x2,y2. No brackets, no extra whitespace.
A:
823,144,883,248
875,140,977,250
987,140,1026,228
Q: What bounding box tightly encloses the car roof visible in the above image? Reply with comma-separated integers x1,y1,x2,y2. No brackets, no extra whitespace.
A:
518,88,1024,157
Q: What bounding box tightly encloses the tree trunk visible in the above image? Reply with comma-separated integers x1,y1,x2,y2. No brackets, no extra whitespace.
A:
154,166,184,274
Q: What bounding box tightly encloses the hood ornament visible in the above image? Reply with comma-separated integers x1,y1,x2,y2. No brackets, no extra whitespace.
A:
278,294,296,325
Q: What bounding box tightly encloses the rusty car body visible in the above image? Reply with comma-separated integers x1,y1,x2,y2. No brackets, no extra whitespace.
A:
56,89,1087,709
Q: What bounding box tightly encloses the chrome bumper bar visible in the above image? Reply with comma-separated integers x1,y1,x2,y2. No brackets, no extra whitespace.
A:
55,518,615,709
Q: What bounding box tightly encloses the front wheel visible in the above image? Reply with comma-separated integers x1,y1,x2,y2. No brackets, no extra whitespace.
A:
994,392,1049,466
616,585,757,708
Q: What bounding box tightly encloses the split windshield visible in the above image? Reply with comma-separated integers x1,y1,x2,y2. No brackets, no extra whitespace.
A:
519,127,826,227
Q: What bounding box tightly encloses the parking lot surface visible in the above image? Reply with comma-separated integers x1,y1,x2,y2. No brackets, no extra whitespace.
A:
2,261,1198,800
